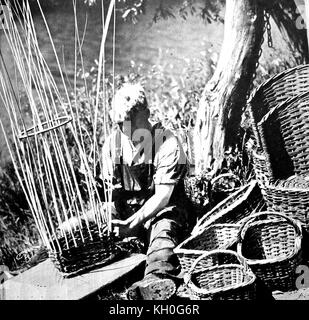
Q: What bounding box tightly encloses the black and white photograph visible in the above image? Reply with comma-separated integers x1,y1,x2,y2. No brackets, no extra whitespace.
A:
0,0,309,309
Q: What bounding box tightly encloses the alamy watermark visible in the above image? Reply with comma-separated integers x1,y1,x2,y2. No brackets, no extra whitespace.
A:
113,121,191,165
296,264,309,289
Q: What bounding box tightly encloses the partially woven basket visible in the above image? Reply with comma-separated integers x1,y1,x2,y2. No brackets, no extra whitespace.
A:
184,250,257,300
237,212,302,292
49,222,144,278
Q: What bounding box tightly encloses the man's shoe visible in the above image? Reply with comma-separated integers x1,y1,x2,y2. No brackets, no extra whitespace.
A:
127,274,176,300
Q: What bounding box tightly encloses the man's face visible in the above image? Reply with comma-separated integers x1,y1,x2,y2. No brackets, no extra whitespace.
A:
117,109,147,139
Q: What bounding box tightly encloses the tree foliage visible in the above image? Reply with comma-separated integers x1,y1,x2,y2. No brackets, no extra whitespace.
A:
82,0,225,24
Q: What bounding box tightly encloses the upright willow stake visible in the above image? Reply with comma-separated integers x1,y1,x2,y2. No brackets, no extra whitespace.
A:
0,0,116,258
93,0,115,176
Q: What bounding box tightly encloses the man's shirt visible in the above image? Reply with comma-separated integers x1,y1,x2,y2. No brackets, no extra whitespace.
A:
100,123,189,217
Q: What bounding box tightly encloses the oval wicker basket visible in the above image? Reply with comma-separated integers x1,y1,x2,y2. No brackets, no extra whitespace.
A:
237,212,302,292
175,223,240,273
184,250,256,300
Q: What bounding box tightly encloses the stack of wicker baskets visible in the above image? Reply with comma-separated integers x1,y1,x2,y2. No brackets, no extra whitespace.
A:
247,64,309,229
179,211,303,299
175,180,264,273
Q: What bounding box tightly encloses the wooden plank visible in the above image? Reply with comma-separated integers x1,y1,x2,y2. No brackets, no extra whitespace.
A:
0,254,146,300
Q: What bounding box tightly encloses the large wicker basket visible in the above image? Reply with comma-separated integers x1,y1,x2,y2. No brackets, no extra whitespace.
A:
49,222,144,277
248,64,309,150
237,212,302,292
184,250,257,300
256,92,309,227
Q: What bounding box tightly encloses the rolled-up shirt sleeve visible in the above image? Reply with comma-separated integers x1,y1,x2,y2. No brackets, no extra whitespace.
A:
153,132,188,185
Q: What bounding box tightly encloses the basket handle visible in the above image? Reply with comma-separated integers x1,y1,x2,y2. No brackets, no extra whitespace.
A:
191,181,257,235
183,249,251,296
237,211,302,243
187,249,249,277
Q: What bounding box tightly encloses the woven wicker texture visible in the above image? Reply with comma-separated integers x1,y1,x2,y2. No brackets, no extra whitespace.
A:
237,212,302,292
211,173,242,206
175,224,240,273
255,92,309,226
192,180,263,234
251,148,272,193
184,173,242,218
184,172,212,216
248,64,309,150
49,223,144,277
176,181,264,274
184,250,256,300
258,92,309,178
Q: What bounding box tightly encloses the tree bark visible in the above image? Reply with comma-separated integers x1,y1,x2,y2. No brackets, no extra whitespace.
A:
194,0,264,175
269,0,309,64
305,0,309,53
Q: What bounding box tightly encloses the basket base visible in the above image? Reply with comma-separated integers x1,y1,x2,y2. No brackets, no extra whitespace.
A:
49,233,145,278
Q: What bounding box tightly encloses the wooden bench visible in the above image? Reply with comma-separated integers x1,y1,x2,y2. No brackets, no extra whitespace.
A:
0,254,146,300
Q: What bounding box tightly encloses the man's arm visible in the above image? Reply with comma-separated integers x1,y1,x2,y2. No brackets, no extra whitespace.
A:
112,184,174,237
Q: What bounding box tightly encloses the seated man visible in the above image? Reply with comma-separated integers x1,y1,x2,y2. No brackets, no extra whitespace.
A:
106,83,194,300
61,83,193,300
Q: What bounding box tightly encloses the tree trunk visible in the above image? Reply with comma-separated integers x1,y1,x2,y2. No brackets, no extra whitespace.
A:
269,0,309,64
194,0,264,175
305,0,309,52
